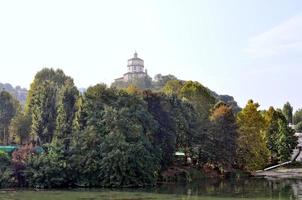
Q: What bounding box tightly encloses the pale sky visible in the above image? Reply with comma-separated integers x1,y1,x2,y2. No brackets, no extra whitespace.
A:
0,0,302,110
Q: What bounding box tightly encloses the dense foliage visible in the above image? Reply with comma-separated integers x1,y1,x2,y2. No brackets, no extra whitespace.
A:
0,151,14,188
0,68,299,189
294,109,302,125
0,91,20,144
208,102,237,171
236,100,270,171
282,102,293,124
264,107,298,163
296,122,302,133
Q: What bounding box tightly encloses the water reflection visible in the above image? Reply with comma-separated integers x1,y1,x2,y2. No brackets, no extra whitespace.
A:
148,178,302,199
1,178,302,199
288,179,302,199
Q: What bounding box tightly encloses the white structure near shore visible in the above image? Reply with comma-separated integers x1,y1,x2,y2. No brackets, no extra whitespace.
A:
292,132,302,161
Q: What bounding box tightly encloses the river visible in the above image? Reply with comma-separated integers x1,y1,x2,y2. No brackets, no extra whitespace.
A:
1,178,302,200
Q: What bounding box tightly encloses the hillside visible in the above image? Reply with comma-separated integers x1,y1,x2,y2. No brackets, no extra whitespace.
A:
112,73,241,112
0,83,28,105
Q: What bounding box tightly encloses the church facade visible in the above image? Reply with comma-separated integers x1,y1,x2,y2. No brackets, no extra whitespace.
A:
114,52,150,83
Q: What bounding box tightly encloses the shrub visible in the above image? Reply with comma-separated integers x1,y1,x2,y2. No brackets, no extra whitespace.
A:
0,151,14,188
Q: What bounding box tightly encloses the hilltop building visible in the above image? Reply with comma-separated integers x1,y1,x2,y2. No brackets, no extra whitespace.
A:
113,52,152,89
114,52,150,82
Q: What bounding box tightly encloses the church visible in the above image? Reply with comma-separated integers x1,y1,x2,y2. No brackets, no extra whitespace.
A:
114,52,150,83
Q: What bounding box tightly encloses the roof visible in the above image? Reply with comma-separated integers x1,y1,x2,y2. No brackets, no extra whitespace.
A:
123,71,147,75
0,146,18,153
128,52,143,61
128,57,143,61
114,77,124,81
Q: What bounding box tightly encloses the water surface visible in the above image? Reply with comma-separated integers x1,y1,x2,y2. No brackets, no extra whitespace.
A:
0,178,301,200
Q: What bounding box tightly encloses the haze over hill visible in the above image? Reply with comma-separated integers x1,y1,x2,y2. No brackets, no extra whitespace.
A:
0,70,240,113
0,83,27,105
1,1,301,110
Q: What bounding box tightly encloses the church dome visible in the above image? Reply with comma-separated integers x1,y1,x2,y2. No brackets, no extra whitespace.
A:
127,52,144,66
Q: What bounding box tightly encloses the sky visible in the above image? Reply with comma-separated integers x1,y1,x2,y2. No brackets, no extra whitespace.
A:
0,0,302,110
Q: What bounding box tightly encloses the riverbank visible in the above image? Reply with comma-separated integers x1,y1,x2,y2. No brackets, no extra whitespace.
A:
254,168,302,179
253,162,302,179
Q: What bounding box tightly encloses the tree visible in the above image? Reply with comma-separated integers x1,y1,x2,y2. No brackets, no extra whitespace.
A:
125,85,141,95
217,95,241,114
142,90,203,167
26,68,78,145
54,80,79,149
236,100,270,171
0,91,20,144
276,119,297,162
295,122,302,132
97,107,160,187
142,91,177,168
30,81,57,144
208,102,237,170
153,74,178,90
282,102,293,124
264,107,281,163
264,107,298,163
25,68,74,113
162,80,184,96
294,109,302,125
71,85,161,187
0,151,14,187
180,81,216,123
25,144,74,188
9,113,31,145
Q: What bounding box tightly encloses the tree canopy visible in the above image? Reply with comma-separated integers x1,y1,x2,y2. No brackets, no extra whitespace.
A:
282,102,293,124
0,68,299,188
0,91,20,144
236,100,270,171
264,107,297,163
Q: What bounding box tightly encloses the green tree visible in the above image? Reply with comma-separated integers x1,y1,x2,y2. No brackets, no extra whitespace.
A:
236,100,270,171
142,91,177,168
0,151,14,187
72,95,86,132
142,90,203,167
162,79,184,96
54,80,79,149
264,107,281,163
30,81,57,144
9,113,31,145
282,102,293,124
26,68,78,145
97,107,159,187
264,107,298,163
0,91,20,144
25,68,74,113
295,121,302,132
276,119,297,162
72,85,160,187
25,144,75,188
293,109,302,125
180,81,216,124
153,74,178,90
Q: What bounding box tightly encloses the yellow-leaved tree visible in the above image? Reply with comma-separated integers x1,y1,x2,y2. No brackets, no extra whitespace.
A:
236,100,270,171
